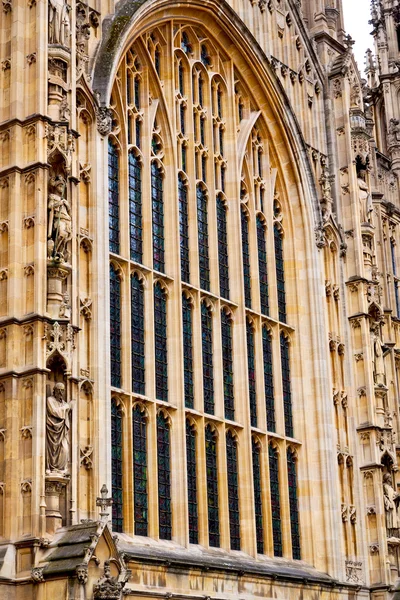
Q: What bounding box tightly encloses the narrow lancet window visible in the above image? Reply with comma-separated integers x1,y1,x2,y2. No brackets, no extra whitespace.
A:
182,295,194,408
111,399,123,532
129,152,142,263
133,405,148,536
179,175,190,283
202,302,214,414
197,186,210,291
131,274,145,395
257,216,269,315
154,283,168,401
252,439,264,553
108,141,120,254
269,444,282,557
241,208,251,308
110,264,121,388
226,431,240,550
152,162,165,273
287,448,301,559
205,425,219,547
217,195,229,299
157,412,172,539
186,420,198,544
246,319,257,427
274,223,286,322
281,332,293,437
221,309,234,420
263,326,275,432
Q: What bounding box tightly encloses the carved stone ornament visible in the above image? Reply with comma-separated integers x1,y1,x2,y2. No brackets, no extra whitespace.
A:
80,445,93,469
345,559,363,584
46,382,71,474
45,123,75,172
76,563,88,585
93,560,127,599
2,0,11,13
96,107,112,136
31,567,45,583
44,321,76,369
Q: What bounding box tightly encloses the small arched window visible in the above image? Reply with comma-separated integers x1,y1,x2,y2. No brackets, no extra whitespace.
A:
157,412,172,539
111,399,123,532
287,448,301,559
269,444,282,557
197,186,210,291
280,332,293,437
246,319,257,427
179,175,190,283
108,140,120,254
241,207,251,308
221,309,234,420
201,302,214,415
217,195,229,299
110,264,121,389
131,273,145,395
182,295,194,408
186,420,198,543
133,405,148,536
129,152,142,263
257,216,269,316
226,431,240,550
205,425,219,547
154,283,168,401
262,326,275,432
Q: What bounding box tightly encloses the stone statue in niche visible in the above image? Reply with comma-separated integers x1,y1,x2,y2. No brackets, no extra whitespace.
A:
372,329,386,386
59,291,71,319
48,0,71,46
48,175,72,263
357,169,373,224
46,382,71,474
388,118,400,146
383,473,400,531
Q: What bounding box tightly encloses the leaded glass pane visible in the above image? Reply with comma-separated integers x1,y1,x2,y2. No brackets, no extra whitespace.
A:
108,141,120,254
152,162,165,273
287,448,301,559
246,319,257,427
197,187,210,291
157,413,172,540
110,264,121,388
263,327,275,432
252,439,264,554
269,445,282,557
217,196,229,299
281,332,293,437
186,420,198,544
111,399,123,532
205,425,219,547
257,217,269,316
131,274,145,395
221,310,234,420
274,224,286,322
129,152,143,263
241,208,251,308
133,405,148,536
182,295,194,408
226,431,240,550
179,175,190,283
202,303,214,415
154,283,168,401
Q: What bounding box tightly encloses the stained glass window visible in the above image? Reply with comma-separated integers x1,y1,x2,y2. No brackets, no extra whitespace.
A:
221,310,234,421
110,264,121,388
111,399,123,532
205,425,219,547
241,208,251,308
202,302,214,414
181,31,192,54
136,119,141,149
226,431,240,550
287,448,301,559
263,326,275,432
134,76,141,108
129,152,142,263
179,175,190,283
281,332,293,437
197,187,210,291
133,405,148,536
199,75,204,107
179,62,185,95
252,439,264,554
154,283,168,401
186,420,198,544
391,240,400,316
182,295,194,408
131,274,145,395
257,216,269,316
201,44,211,67
108,141,120,254
217,196,229,299
246,319,257,427
157,412,172,540
269,444,282,557
274,224,286,322
152,162,165,273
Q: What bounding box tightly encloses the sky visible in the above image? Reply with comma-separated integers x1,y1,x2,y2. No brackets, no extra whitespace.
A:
342,0,374,74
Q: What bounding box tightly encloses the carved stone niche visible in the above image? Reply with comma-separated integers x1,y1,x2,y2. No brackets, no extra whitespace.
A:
48,51,70,122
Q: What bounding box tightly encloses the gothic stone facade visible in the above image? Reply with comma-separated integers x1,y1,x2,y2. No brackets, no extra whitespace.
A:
2,0,400,599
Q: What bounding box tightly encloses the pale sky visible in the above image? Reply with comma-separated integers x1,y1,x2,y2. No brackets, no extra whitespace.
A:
342,0,374,74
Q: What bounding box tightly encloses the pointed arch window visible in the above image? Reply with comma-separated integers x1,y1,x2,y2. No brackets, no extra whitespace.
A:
110,264,121,388
274,223,286,322
186,420,198,544
226,431,240,550
287,448,301,559
154,283,168,401
157,412,172,540
252,439,264,554
269,444,282,557
281,332,293,438
205,425,219,547
179,175,190,283
257,216,269,315
182,295,194,408
246,319,257,427
217,195,229,299
152,162,165,273
202,302,214,415
197,186,210,291
131,273,145,395
133,405,148,536
111,399,123,532
129,152,142,263
391,239,400,316
108,140,120,254
263,326,275,432
241,207,251,308
221,309,234,421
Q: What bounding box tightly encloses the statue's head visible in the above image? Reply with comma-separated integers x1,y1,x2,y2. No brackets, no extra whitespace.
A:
54,382,65,401
358,169,367,181
50,175,66,195
383,474,392,484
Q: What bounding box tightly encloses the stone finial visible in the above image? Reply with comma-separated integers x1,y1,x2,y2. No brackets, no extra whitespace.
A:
96,484,113,520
